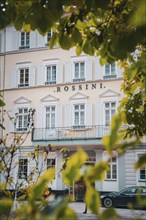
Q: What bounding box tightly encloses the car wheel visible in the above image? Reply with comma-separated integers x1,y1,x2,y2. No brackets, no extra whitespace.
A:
103,197,113,208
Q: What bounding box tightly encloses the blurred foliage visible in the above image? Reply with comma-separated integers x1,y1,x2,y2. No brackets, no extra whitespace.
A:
0,0,146,219
62,148,87,186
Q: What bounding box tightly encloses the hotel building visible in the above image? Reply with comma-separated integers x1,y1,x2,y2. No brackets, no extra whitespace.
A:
0,25,145,199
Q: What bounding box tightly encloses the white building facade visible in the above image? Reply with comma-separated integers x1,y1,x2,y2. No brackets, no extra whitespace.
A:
0,25,145,199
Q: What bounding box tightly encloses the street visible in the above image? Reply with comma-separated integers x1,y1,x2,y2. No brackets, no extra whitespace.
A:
69,202,146,220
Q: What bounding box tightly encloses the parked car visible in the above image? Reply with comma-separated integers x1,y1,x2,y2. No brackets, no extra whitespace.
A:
100,186,146,209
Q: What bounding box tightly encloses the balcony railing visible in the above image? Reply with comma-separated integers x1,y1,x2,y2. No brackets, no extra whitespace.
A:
32,125,111,141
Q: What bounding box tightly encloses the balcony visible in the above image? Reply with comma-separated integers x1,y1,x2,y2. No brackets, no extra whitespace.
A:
32,125,110,142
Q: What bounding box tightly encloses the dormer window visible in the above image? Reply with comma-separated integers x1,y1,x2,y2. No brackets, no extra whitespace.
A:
104,63,116,79
46,31,53,45
73,62,85,82
19,32,30,49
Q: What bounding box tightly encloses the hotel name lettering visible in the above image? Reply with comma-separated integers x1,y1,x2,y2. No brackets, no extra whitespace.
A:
54,83,102,92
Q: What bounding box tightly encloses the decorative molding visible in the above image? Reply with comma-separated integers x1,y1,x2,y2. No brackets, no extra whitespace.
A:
41,94,59,102
69,92,88,100
100,89,120,98
14,96,31,104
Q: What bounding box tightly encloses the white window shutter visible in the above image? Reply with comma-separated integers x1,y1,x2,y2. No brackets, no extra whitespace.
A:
85,103,92,127
65,62,72,83
12,30,18,51
95,57,103,80
36,106,43,128
37,64,45,85
37,33,45,48
30,31,36,49
56,63,63,84
18,32,21,49
29,65,35,87
117,65,123,78
96,101,103,125
96,101,104,138
64,104,72,127
55,105,62,128
86,60,92,81
9,108,15,132
11,68,18,88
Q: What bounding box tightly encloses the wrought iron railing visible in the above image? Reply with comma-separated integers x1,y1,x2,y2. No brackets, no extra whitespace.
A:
32,125,111,141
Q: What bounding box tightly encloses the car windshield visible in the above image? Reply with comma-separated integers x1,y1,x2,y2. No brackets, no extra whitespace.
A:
120,187,136,194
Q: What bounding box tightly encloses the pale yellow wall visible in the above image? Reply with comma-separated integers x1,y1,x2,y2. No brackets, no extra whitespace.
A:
2,46,124,147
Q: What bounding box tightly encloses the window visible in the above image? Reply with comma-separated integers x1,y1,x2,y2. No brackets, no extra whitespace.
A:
106,157,117,180
105,102,116,126
20,32,30,49
120,187,137,194
73,62,85,82
18,68,29,87
47,158,56,169
18,158,28,179
47,31,53,42
45,65,56,84
17,108,28,131
46,31,53,45
46,106,55,128
139,167,146,181
138,155,146,181
74,104,85,128
104,63,116,79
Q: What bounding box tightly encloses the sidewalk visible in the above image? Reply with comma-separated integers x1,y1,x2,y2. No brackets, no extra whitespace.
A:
69,202,146,220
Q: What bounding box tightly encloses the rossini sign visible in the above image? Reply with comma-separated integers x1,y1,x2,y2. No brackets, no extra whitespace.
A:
54,83,103,92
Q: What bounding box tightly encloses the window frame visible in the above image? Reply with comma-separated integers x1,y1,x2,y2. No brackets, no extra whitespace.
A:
104,62,117,79
45,106,56,129
19,31,30,49
73,61,85,82
18,158,28,179
46,30,53,45
45,64,57,85
47,158,56,169
16,107,28,132
18,67,29,87
73,104,85,128
104,101,116,126
138,154,146,182
106,156,117,180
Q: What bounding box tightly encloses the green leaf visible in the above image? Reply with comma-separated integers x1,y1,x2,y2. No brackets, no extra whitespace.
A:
59,33,73,50
0,99,5,107
85,161,109,182
100,207,120,220
90,35,100,50
49,32,58,49
99,57,107,66
55,202,77,220
29,168,55,200
62,149,87,186
0,198,12,215
82,39,94,56
71,28,82,43
102,112,126,154
76,43,82,56
86,187,100,215
135,154,146,169
76,19,87,30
